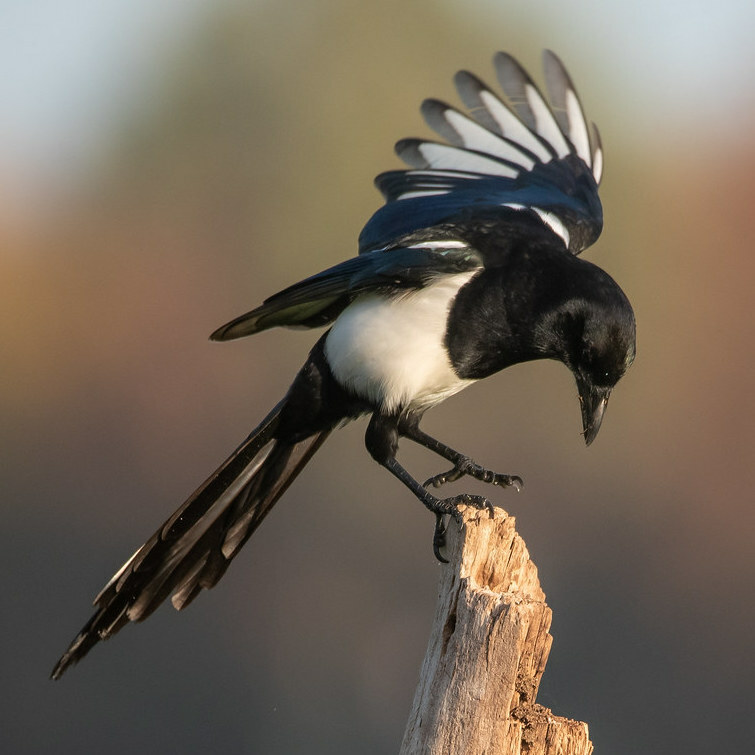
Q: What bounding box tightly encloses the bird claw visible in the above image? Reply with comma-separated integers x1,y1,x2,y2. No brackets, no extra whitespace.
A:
433,514,449,563
424,458,523,492
429,493,494,562
424,467,465,488
421,457,520,562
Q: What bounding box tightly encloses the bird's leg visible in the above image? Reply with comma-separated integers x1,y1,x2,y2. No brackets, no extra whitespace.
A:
398,415,523,492
366,413,493,562
380,455,494,558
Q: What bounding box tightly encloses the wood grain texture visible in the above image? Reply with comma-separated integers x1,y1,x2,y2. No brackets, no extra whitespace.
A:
400,506,593,755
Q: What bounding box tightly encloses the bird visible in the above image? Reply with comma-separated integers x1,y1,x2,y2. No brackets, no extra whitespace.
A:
51,49,636,680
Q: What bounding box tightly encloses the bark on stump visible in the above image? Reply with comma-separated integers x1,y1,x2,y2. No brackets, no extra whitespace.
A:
400,506,593,755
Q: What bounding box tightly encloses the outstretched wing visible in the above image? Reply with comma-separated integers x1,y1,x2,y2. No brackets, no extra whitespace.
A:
211,241,482,341
359,50,603,256
213,50,601,342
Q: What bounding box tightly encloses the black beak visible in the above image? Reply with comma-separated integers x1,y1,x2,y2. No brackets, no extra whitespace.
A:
577,380,611,446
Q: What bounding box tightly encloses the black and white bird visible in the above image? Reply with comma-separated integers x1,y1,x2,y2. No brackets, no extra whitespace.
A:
52,50,635,679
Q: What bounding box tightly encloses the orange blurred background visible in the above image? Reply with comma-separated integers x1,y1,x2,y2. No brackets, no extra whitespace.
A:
3,1,753,753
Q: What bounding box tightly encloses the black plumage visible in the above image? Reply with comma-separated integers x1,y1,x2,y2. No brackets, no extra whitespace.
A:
51,49,635,680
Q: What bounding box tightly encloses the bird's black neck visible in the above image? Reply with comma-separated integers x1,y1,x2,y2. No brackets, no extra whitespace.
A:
445,243,586,380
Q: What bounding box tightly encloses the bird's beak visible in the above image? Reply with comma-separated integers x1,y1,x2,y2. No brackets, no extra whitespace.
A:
577,380,611,446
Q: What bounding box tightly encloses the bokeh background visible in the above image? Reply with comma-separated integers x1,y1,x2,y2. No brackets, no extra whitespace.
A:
3,1,754,752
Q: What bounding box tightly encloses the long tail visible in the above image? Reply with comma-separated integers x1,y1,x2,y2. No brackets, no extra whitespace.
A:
51,399,330,680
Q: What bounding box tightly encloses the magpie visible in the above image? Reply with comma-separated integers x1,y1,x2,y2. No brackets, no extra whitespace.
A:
51,50,635,679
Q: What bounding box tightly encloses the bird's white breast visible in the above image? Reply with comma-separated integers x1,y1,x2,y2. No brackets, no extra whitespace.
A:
324,272,477,413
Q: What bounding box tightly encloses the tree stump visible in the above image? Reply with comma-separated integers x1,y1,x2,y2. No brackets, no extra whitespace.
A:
400,506,593,755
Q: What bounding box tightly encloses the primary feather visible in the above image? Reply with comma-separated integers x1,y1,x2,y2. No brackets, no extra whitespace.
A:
360,50,603,255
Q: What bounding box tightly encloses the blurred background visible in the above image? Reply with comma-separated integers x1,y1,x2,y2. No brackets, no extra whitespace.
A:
2,0,754,752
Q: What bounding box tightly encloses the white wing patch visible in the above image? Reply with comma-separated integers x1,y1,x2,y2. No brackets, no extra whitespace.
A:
396,189,450,200
399,51,602,185
531,208,571,248
437,108,536,169
590,122,604,184
453,69,555,164
392,169,484,201
592,147,603,185
503,203,571,248
407,240,469,250
477,89,553,162
417,143,519,177
381,52,603,251
524,84,571,158
480,91,553,163
565,89,591,165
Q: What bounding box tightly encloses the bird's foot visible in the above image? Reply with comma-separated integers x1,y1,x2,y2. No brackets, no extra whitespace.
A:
424,457,523,492
426,492,494,563
433,513,449,563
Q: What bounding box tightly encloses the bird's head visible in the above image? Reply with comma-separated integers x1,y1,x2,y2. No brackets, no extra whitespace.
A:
565,300,635,445
538,269,636,445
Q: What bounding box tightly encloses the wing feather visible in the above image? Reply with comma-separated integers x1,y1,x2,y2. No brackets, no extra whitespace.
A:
454,70,553,161
591,122,603,184
494,52,571,158
396,138,520,178
210,244,483,340
542,50,592,169
362,50,604,256
421,99,536,170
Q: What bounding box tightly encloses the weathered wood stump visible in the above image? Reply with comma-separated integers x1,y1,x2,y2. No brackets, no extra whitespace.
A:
401,506,593,755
